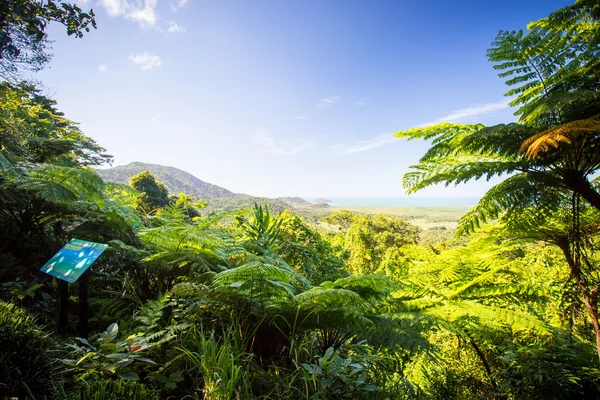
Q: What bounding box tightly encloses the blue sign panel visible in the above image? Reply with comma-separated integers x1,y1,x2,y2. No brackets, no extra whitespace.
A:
40,239,108,283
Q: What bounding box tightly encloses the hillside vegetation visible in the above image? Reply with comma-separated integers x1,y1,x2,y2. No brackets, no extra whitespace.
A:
98,162,239,198
98,162,324,215
1,1,600,400
99,163,465,228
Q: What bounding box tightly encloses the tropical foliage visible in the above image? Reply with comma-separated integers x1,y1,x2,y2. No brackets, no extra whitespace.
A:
395,0,600,362
0,0,96,80
2,0,600,399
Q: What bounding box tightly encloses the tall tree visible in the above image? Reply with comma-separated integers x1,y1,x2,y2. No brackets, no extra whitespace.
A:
277,210,347,284
395,0,600,227
394,0,600,357
0,82,112,166
395,0,600,220
342,214,420,275
0,0,96,80
130,171,171,213
501,195,600,360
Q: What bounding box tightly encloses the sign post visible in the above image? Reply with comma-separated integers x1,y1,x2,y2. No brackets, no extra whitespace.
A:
58,280,69,333
79,271,89,338
40,238,108,336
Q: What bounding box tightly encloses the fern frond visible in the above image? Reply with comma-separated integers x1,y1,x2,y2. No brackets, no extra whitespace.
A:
520,114,600,158
395,123,533,194
328,275,396,301
429,301,552,338
26,164,105,203
456,173,564,235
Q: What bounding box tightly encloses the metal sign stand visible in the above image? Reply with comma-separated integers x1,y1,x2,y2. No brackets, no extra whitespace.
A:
58,280,69,334
41,238,108,338
79,271,89,338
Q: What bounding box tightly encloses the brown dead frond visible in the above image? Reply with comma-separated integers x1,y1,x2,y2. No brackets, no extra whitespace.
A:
520,115,600,158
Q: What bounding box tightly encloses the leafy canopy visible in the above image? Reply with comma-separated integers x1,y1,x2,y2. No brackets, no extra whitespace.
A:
395,0,600,233
0,82,112,166
130,171,172,213
0,0,96,80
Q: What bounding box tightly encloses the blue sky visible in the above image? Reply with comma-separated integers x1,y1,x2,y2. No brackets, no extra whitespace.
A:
37,0,569,199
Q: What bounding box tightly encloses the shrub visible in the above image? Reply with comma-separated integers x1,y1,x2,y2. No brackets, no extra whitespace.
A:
62,378,159,400
0,300,61,398
301,345,379,398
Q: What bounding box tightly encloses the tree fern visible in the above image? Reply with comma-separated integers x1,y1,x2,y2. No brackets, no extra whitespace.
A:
395,123,529,195
396,2,600,222
2,163,106,205
211,259,297,310
390,232,552,341
138,212,231,284
488,8,600,126
520,114,600,158
456,173,565,235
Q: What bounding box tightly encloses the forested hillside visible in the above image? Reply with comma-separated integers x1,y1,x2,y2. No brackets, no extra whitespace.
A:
1,1,600,400
98,162,239,198
98,162,322,214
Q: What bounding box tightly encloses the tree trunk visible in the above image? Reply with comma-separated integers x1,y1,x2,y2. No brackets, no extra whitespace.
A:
467,334,498,389
564,172,600,213
580,283,600,362
559,241,600,361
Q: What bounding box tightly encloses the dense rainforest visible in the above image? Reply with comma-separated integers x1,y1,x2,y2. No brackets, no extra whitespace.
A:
1,0,600,399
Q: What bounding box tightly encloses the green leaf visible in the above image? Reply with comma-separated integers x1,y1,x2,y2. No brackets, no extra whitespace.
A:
114,359,134,368
323,347,335,361
134,357,156,364
165,381,177,389
105,352,129,359
117,371,139,380
169,371,184,382
302,363,315,373
320,378,333,387
106,322,118,339
355,373,367,384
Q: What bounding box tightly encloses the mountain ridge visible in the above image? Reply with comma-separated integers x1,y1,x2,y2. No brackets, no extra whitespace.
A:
97,161,238,199
97,161,322,213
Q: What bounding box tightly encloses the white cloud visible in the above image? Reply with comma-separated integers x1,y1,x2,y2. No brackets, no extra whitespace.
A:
100,0,157,26
421,100,510,126
253,130,315,156
330,100,510,155
127,0,157,25
129,52,162,70
167,21,185,33
355,101,367,107
101,0,125,15
317,96,340,108
331,134,396,154
98,64,109,73
170,0,189,12
292,115,307,120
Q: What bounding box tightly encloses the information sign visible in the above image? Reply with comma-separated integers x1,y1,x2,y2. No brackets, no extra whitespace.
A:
40,238,108,283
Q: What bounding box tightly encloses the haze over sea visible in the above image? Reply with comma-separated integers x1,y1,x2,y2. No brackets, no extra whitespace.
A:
312,197,480,207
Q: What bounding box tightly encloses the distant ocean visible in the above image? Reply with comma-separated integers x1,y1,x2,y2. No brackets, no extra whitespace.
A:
310,197,480,207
